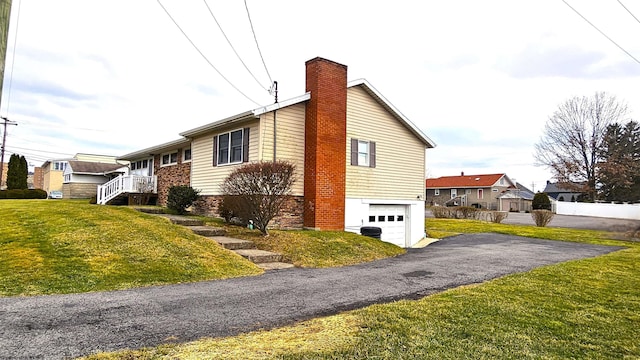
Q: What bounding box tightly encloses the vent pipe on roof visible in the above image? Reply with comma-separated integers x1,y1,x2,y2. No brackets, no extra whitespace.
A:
461,171,464,176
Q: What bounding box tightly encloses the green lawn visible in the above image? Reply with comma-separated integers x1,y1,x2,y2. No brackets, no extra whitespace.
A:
0,200,262,296
85,218,640,359
226,228,405,268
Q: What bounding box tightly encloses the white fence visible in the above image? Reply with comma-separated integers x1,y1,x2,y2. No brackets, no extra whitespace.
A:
556,201,640,220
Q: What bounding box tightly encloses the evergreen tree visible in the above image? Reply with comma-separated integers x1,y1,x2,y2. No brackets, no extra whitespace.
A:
598,121,640,202
6,154,28,190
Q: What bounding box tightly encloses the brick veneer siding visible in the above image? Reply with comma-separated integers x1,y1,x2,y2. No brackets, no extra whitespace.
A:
304,57,347,230
33,167,44,189
154,153,191,206
193,195,304,229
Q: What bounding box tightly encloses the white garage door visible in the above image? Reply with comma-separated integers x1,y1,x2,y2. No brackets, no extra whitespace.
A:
368,205,408,247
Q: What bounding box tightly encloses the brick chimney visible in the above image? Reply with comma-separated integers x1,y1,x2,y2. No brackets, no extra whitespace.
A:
304,57,347,230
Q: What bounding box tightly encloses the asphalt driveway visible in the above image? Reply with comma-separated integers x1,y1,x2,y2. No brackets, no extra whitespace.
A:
0,233,622,359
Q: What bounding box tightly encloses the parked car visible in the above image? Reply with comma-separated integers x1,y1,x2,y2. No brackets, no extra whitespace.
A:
49,190,63,199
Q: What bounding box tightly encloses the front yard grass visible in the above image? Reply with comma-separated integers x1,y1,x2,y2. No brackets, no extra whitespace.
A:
226,227,405,267
0,200,262,296
86,219,640,359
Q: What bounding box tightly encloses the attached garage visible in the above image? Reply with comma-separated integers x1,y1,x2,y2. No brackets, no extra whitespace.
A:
368,204,408,247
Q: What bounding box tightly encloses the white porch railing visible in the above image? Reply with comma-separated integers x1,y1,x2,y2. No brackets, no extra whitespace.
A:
97,175,157,205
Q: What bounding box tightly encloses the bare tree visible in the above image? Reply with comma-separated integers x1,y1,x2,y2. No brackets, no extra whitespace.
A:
534,92,628,202
220,161,296,235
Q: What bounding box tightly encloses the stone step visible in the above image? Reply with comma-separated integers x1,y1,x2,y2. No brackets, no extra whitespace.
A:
188,226,227,237
134,207,165,214
234,249,283,264
168,217,205,226
257,262,296,270
211,236,256,250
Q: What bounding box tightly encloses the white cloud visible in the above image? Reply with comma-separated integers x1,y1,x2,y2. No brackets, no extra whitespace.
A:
1,0,639,188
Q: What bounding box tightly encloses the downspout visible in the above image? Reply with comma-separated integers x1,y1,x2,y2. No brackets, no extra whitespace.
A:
272,81,278,161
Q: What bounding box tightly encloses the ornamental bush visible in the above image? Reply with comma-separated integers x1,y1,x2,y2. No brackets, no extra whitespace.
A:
532,192,552,210
531,209,554,227
167,186,200,214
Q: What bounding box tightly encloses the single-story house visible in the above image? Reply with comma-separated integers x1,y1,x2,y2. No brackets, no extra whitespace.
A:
40,153,126,197
107,57,436,247
543,181,586,202
63,161,128,199
426,172,515,210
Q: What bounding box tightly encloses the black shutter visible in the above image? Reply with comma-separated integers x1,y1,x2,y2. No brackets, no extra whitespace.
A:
243,128,250,162
369,141,376,168
350,138,358,166
212,136,218,166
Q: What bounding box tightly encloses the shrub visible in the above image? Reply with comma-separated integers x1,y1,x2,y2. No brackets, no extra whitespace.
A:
220,161,296,235
531,209,554,227
0,189,47,199
167,186,201,214
487,211,508,223
532,192,551,210
430,206,451,218
457,206,479,219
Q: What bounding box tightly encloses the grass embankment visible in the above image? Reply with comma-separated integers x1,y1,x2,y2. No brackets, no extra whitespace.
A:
227,228,405,268
87,219,640,359
0,200,261,296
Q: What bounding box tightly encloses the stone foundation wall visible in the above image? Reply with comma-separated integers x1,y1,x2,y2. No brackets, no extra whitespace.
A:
193,195,305,230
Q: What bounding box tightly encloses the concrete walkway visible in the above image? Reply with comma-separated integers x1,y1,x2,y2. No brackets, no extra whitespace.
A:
0,233,621,359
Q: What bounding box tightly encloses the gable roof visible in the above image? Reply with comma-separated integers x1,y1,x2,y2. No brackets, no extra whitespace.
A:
426,173,509,188
66,161,126,175
178,79,436,148
543,181,586,194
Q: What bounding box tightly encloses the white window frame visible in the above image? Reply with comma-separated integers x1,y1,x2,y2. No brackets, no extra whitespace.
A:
357,140,370,167
161,151,178,167
478,189,484,199
216,129,244,166
54,161,67,171
451,189,457,199
183,148,192,163
64,174,71,183
434,189,440,196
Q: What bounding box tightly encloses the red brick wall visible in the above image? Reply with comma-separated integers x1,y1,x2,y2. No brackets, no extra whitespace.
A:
304,57,347,230
33,167,44,190
194,194,304,229
154,152,191,206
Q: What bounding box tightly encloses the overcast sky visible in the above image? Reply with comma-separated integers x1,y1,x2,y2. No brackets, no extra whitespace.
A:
1,0,639,191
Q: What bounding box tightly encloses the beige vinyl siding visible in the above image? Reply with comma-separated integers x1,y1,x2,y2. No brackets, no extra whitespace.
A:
258,103,306,195
74,154,119,163
346,86,426,200
190,120,260,195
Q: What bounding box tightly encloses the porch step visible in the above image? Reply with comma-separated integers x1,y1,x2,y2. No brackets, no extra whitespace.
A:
212,236,256,250
188,226,227,237
257,262,296,270
234,249,283,264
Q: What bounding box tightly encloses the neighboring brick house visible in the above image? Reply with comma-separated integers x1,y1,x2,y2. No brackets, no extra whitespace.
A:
426,173,515,210
113,57,436,247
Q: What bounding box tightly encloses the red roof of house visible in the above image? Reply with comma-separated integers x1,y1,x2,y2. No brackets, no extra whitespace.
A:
426,173,506,188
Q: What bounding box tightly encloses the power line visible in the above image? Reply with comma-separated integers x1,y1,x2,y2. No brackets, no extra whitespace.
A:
5,145,73,157
156,0,261,106
244,0,273,86
202,0,269,92
561,0,640,65
616,0,640,26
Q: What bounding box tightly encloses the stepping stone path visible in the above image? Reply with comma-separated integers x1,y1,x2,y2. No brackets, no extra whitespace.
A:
136,209,294,270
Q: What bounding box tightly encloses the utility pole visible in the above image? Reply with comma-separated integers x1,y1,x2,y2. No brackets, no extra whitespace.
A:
0,0,12,105
0,116,17,188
